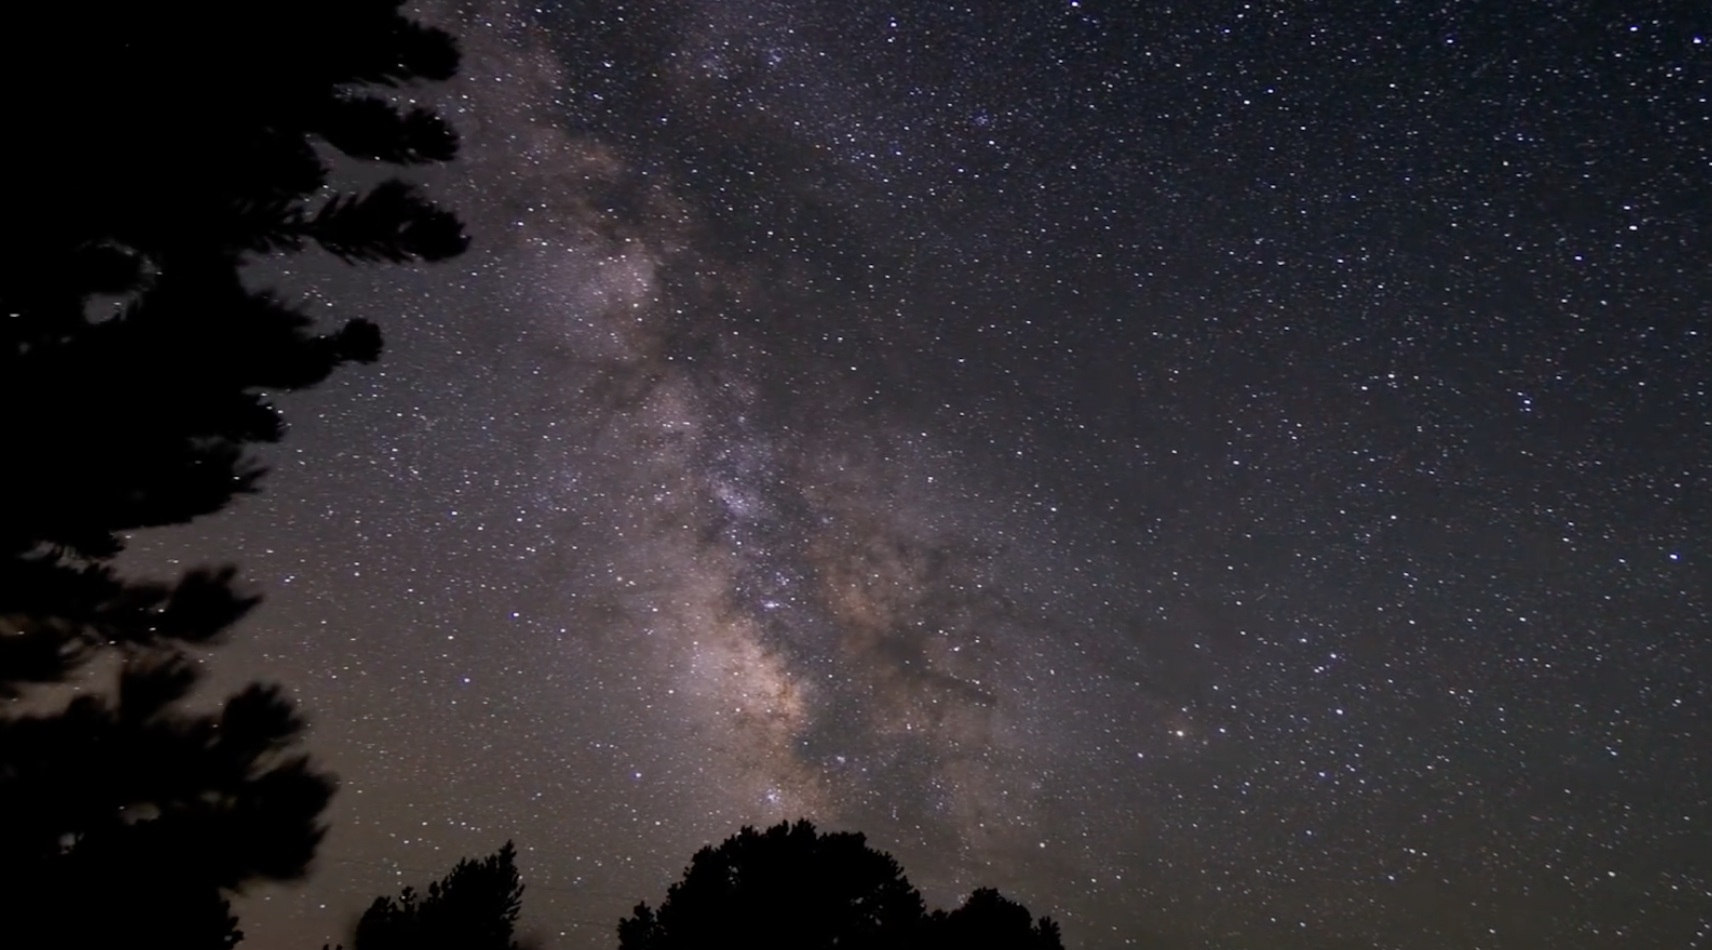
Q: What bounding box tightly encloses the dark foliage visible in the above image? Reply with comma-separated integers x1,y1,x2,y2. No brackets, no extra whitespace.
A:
0,1,467,946
0,653,336,949
927,887,1065,950
618,820,1062,950
1,0,467,622
330,843,526,950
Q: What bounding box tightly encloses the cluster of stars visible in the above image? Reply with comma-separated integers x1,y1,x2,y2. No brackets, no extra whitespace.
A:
120,0,1712,947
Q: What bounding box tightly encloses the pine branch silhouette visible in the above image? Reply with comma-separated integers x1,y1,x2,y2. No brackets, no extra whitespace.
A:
0,1,469,947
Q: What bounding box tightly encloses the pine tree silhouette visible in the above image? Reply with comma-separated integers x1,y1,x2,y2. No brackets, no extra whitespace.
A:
0,655,336,948
331,843,526,950
0,1,467,946
1,0,468,670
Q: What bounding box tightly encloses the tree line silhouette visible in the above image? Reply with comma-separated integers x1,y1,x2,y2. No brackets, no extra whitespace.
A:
333,822,1062,950
0,3,1072,949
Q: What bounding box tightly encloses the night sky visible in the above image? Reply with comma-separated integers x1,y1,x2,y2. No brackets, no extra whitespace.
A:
124,1,1709,947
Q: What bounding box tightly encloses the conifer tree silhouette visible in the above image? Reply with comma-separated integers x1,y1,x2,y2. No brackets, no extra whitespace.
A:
331,843,526,950
0,655,336,949
0,1,467,947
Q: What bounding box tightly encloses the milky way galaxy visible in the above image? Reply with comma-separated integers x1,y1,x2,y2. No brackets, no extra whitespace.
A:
412,0,1094,858
124,1,1709,947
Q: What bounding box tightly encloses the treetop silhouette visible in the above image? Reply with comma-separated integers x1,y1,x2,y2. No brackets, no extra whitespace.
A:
332,842,527,950
618,820,1062,950
930,886,1065,950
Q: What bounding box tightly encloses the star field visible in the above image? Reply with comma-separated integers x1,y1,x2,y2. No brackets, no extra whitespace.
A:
125,1,1709,947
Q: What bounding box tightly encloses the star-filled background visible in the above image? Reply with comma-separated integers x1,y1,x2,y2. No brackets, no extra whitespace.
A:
124,0,1708,947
